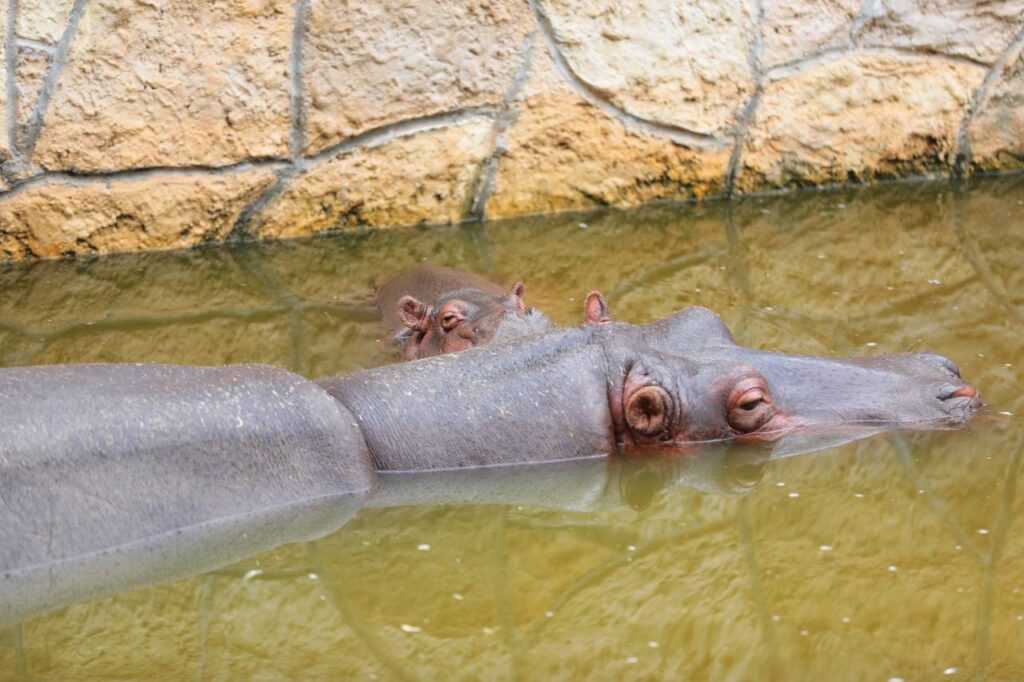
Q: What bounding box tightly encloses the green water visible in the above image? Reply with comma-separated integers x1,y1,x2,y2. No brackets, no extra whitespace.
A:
1,175,1023,680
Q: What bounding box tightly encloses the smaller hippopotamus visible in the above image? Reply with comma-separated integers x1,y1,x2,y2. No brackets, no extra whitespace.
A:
376,265,556,360
377,266,613,360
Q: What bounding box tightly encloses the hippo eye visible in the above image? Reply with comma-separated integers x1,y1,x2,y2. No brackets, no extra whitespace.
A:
727,380,775,433
439,307,466,332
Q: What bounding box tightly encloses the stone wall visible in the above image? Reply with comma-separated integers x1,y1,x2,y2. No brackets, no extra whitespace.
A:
0,0,1022,261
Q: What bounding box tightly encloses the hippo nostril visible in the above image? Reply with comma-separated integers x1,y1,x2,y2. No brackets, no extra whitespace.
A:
939,385,977,400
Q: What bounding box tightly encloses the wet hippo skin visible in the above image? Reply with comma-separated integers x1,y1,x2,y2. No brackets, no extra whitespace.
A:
0,363,376,578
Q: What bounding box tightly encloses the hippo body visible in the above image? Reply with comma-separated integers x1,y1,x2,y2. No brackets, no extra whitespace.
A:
0,305,979,624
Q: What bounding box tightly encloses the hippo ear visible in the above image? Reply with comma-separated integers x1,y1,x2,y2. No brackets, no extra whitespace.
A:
397,296,433,332
505,282,527,312
584,291,612,325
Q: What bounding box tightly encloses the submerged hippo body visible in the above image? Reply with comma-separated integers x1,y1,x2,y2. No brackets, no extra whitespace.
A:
320,310,979,470
376,265,555,360
0,306,979,624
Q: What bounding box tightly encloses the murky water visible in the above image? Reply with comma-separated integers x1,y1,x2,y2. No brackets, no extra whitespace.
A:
1,175,1023,680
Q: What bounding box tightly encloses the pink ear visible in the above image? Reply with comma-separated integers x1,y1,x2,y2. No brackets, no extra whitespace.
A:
397,296,432,332
506,281,527,312
584,291,612,325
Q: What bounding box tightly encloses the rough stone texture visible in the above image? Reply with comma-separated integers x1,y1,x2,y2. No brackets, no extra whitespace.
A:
16,0,75,45
15,47,50,132
0,0,1023,261
249,120,493,238
761,0,860,67
541,0,754,136
302,0,531,155
969,43,1024,171
32,0,292,172
858,0,1024,65
0,169,276,259
1,0,8,192
737,52,984,192
487,46,731,218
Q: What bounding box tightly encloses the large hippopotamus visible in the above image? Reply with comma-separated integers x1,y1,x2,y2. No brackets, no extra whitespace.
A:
0,283,980,624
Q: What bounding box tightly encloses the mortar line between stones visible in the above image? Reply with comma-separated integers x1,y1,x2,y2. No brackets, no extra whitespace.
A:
529,0,725,149
300,106,499,167
226,107,499,238
22,0,89,160
847,0,878,46
288,0,308,160
4,0,17,165
227,167,294,240
765,46,989,84
954,24,1024,176
466,32,536,222
13,36,55,55
725,0,764,196
0,159,289,200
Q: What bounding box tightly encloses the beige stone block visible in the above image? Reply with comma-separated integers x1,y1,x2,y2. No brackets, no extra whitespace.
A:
32,0,292,172
761,0,860,67
16,0,75,44
302,0,531,154
15,46,50,128
541,0,754,136
1,0,8,186
487,48,730,219
858,0,1024,65
0,169,277,259
969,44,1024,171
250,119,493,239
738,52,983,191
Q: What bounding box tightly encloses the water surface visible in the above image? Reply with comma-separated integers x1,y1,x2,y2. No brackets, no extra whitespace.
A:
1,176,1022,680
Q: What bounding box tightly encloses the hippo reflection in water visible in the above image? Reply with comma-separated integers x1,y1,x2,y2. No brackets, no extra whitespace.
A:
0,276,980,624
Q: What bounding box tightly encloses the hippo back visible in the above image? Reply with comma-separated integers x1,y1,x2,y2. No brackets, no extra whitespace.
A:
0,364,376,580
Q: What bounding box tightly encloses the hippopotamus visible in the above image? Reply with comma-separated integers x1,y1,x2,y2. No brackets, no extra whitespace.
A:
0,305,980,625
376,265,556,360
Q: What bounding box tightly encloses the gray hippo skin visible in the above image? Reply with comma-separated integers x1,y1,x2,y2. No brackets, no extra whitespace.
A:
0,306,979,624
376,265,555,360
0,363,375,625
318,308,980,471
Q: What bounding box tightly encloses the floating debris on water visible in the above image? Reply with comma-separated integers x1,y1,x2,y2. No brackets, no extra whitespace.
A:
788,492,800,499
776,481,786,487
854,493,865,499
927,279,942,285
820,545,834,552
545,611,555,618
452,593,464,601
978,529,989,535
841,616,851,624
648,641,659,649
400,624,422,633
482,627,496,635
243,569,263,580
999,411,1014,417
888,565,898,573
627,545,637,552
626,656,639,664
417,544,431,551
865,342,878,347
578,222,588,229
943,667,958,675
771,615,781,622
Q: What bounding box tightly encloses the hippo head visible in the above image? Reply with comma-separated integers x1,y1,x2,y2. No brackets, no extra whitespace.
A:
602,307,981,452
606,345,796,452
395,283,552,360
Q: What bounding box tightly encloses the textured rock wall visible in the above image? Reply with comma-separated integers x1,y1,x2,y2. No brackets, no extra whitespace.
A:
0,0,1023,260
